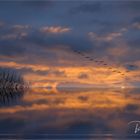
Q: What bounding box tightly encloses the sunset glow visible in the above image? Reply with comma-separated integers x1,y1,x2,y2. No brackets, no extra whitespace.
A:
0,1,140,139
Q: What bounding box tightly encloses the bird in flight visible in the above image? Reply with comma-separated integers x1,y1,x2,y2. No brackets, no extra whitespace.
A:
72,49,128,77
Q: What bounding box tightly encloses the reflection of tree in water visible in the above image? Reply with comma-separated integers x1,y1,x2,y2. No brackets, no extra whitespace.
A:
0,68,28,106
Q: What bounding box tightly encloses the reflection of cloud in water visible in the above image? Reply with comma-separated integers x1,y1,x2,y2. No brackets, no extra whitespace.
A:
0,88,140,138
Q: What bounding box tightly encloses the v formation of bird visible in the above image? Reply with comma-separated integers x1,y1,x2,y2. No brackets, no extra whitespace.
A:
72,49,130,77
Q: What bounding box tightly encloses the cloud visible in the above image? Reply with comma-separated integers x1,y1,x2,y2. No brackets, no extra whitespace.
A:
88,31,123,42
0,1,139,88
0,24,29,41
40,26,71,34
0,21,139,87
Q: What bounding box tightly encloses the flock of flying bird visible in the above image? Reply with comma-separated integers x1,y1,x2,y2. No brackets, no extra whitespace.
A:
72,49,132,78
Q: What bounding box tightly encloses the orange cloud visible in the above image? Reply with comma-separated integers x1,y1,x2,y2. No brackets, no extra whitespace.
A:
0,45,137,88
40,26,71,34
0,59,130,88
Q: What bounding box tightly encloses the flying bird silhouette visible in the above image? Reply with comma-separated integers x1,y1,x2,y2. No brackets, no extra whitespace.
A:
72,49,129,78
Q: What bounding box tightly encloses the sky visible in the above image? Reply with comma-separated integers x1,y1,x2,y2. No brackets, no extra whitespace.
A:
0,1,140,88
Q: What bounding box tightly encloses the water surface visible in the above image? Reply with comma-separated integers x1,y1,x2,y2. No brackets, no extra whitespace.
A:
0,88,140,139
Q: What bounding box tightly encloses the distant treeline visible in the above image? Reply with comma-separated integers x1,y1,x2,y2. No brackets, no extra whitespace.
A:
0,67,29,106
